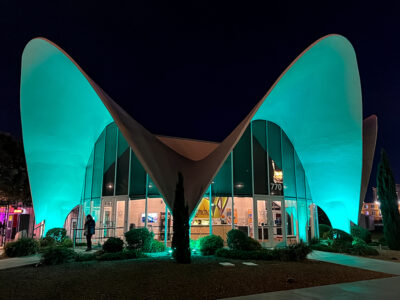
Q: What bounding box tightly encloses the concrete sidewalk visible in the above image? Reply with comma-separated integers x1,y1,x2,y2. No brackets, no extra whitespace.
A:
222,250,400,299
308,250,400,275
223,276,400,300
0,254,41,270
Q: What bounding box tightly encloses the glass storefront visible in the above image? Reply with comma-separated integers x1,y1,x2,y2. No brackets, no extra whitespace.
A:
77,120,317,247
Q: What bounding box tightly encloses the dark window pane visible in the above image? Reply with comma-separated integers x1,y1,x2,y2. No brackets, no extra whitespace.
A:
92,130,105,198
281,132,296,197
116,130,129,195
129,149,146,199
252,120,268,195
233,126,252,196
102,123,117,196
267,122,283,196
295,151,306,199
212,153,232,197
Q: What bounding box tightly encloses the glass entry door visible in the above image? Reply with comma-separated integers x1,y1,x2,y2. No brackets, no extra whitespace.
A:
255,195,285,248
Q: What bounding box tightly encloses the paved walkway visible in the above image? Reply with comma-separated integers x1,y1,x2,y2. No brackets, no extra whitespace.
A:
308,250,400,275
222,250,400,299
0,254,41,270
223,276,400,299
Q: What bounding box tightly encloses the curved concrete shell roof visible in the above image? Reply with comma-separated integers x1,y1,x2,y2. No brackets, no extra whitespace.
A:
21,34,364,233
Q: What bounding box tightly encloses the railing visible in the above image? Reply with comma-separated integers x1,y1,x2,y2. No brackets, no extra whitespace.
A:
72,226,171,248
72,226,125,248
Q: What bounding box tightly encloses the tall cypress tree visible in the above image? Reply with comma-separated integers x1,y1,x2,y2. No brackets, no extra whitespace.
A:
377,149,400,250
171,172,191,263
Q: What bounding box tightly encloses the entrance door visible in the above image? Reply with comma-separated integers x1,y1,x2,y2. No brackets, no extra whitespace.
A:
255,195,285,248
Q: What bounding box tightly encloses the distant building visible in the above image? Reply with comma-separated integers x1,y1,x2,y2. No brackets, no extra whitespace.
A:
360,184,400,223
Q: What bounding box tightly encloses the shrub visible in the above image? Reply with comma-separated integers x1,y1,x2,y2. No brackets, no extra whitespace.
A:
39,236,56,248
97,249,146,261
227,229,261,251
310,243,336,252
102,237,124,253
46,228,67,243
5,238,39,257
150,240,166,253
352,237,367,246
61,237,73,248
41,246,76,265
216,242,310,261
325,228,353,243
309,237,320,245
331,239,352,253
319,224,331,239
273,242,312,261
351,225,372,243
124,228,153,251
351,243,379,256
75,253,97,262
199,235,224,255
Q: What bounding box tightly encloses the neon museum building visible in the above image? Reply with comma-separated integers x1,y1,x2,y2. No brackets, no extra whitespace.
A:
20,34,377,247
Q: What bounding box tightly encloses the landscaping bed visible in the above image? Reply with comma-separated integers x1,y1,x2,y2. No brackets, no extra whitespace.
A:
0,256,392,299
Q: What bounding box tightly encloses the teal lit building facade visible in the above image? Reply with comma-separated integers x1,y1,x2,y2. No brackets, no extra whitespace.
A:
20,35,375,247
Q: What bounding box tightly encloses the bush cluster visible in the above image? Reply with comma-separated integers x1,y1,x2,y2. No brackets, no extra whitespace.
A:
227,229,261,251
5,238,39,257
124,228,154,252
351,225,372,243
216,241,311,261
149,240,166,253
102,237,124,253
45,228,67,243
41,246,76,265
314,226,379,256
97,249,146,261
198,235,224,255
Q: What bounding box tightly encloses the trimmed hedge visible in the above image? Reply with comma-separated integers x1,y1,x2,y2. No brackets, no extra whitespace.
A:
199,235,224,255
97,249,146,261
216,242,311,261
5,238,39,257
102,237,124,253
227,229,261,251
124,228,153,251
149,240,166,253
41,246,76,265
351,225,372,243
61,237,73,248
39,236,56,248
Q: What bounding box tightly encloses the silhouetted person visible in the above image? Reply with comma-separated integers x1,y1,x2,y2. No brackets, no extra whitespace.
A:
84,215,95,251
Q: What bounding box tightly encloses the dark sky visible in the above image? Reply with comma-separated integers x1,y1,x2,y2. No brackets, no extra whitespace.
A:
1,1,399,200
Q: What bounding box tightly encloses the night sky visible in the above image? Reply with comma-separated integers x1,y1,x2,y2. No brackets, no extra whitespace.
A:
1,1,399,200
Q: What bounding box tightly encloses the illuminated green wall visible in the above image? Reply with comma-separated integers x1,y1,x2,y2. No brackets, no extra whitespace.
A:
253,35,362,232
20,38,113,232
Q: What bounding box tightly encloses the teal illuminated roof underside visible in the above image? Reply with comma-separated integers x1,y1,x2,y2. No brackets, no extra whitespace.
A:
20,35,369,233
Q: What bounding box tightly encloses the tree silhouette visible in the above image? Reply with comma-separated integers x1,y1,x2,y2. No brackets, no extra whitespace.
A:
171,172,191,263
377,149,400,250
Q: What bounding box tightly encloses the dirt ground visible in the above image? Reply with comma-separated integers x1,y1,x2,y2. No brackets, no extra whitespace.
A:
366,248,400,263
0,256,392,300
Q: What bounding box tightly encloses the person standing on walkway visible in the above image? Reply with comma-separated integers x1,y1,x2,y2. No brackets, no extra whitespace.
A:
84,215,95,251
